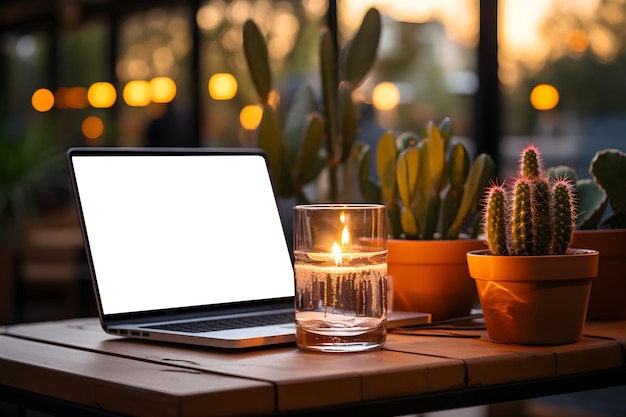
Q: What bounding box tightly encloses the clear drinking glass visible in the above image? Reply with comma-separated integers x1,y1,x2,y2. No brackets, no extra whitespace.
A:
293,204,388,352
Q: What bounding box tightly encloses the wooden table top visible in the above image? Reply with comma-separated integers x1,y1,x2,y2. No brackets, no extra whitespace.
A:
1,318,625,417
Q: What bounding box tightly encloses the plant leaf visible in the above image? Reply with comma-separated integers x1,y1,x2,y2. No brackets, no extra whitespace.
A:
295,113,325,186
242,20,272,103
591,149,626,213
339,8,381,88
376,131,397,204
339,82,357,163
355,143,381,202
577,179,607,229
285,84,316,164
258,104,291,197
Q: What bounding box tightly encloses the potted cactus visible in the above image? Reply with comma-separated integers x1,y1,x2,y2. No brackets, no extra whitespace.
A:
548,148,626,320
466,145,599,345
357,119,496,321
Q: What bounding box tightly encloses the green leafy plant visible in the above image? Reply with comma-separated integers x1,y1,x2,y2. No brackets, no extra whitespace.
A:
242,8,381,203
357,118,496,240
484,145,576,256
547,148,626,229
0,119,66,246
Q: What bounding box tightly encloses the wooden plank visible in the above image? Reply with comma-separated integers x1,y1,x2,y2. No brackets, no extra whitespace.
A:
550,337,623,375
385,330,624,387
0,335,275,417
585,320,626,349
386,331,554,386
4,318,466,412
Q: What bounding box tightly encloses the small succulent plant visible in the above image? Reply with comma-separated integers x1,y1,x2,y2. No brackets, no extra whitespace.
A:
547,148,626,229
357,118,496,240
242,8,381,203
484,145,576,256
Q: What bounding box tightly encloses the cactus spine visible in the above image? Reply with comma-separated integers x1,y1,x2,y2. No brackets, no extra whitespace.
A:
484,145,576,256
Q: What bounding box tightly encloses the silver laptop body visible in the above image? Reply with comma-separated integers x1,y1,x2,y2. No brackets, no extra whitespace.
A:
68,147,297,348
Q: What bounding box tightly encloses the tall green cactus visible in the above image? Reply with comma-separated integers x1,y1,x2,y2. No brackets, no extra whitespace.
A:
357,118,496,240
242,8,381,203
485,185,508,255
511,177,534,255
552,179,575,254
484,145,576,256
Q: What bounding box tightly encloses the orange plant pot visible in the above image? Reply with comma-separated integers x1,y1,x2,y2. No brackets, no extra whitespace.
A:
466,249,599,345
387,239,485,321
573,229,626,320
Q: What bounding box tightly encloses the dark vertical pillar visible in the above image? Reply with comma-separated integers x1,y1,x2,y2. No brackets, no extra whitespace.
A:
475,0,500,161
109,8,119,146
327,0,338,48
109,10,118,89
49,17,59,92
190,0,201,146
327,0,339,89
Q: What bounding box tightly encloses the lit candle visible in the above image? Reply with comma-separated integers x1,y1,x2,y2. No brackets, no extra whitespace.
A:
293,204,388,352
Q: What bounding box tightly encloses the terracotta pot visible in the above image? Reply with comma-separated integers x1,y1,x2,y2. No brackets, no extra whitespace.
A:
466,249,599,345
387,239,485,321
573,229,626,320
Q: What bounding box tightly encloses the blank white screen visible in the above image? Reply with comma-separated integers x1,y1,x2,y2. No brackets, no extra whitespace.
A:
72,153,295,315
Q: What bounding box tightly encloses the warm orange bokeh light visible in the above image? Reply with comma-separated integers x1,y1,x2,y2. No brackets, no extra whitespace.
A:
88,82,117,108
31,88,54,112
530,84,560,111
372,82,400,111
568,29,589,53
239,105,263,130
123,80,152,106
268,90,280,109
150,77,177,103
82,116,104,139
208,73,238,100
64,87,89,109
57,87,89,109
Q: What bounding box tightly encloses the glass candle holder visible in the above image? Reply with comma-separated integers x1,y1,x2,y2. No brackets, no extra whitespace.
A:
293,204,388,352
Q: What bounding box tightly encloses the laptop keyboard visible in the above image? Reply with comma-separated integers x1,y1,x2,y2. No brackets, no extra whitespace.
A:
143,311,295,333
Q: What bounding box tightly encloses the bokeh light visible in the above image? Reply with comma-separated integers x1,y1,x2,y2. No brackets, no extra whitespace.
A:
268,90,280,109
197,1,225,31
63,87,89,109
82,116,104,139
123,80,152,106
240,104,263,130
530,84,559,110
88,82,117,108
31,88,54,112
568,29,589,53
150,77,177,103
372,82,401,111
208,73,238,100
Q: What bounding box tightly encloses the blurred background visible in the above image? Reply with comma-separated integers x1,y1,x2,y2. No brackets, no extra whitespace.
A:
1,0,625,323
1,3,626,416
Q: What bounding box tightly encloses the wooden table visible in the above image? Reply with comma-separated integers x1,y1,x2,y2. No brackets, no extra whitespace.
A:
1,318,625,417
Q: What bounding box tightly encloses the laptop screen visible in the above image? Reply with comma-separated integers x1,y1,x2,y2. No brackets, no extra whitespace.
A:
69,149,295,316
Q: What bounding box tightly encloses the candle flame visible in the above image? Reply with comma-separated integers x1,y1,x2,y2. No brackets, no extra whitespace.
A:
332,241,342,266
341,226,350,246
332,211,349,266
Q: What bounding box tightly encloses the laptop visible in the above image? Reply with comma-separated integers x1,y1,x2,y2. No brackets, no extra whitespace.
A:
67,147,429,349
